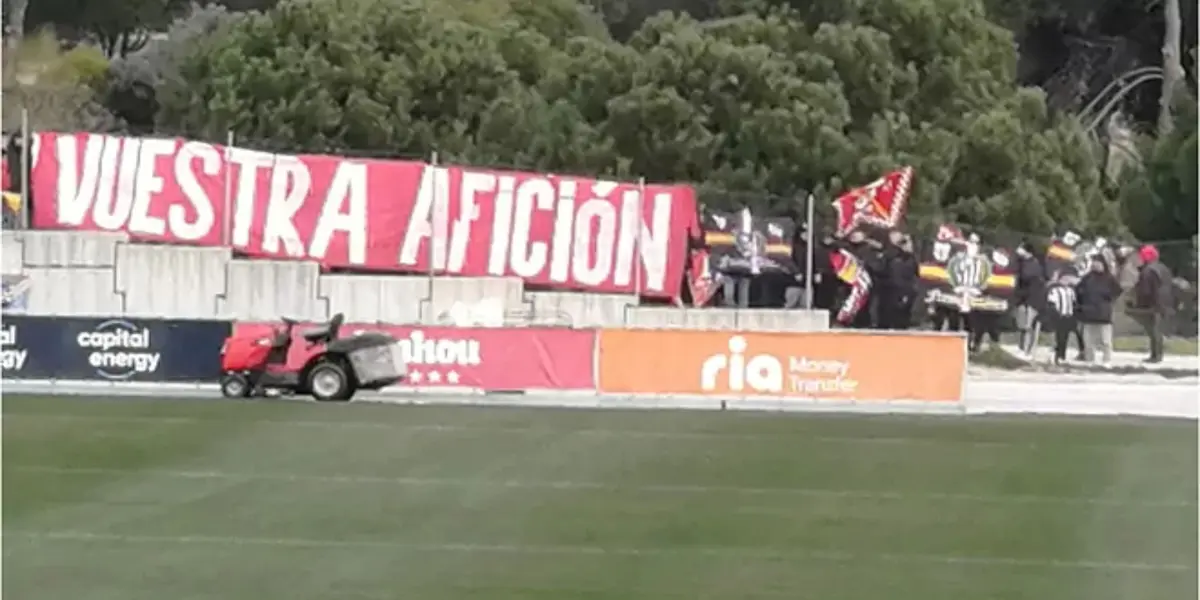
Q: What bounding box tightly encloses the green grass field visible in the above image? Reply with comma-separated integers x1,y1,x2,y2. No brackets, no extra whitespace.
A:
4,395,1197,600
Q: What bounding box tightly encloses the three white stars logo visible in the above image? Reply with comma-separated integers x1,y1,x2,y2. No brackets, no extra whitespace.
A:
407,370,461,385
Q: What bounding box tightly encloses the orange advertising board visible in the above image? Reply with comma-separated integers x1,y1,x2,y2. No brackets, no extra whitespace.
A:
597,330,966,402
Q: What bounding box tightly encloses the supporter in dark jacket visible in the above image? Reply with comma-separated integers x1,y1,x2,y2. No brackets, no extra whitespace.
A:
1074,259,1121,365
845,230,883,328
1013,241,1045,354
877,231,919,329
784,222,831,309
1042,272,1078,365
1133,245,1175,363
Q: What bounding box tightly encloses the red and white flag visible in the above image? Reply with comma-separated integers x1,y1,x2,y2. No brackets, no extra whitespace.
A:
831,167,914,236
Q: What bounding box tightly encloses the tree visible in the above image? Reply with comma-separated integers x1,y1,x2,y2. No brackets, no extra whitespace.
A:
152,0,1124,237
199,0,279,12
1157,0,1184,135
104,3,244,132
24,0,188,57
2,31,118,132
1120,93,1198,245
6,0,31,41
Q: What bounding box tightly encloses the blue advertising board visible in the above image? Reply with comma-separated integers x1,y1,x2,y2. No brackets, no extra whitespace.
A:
1,316,231,382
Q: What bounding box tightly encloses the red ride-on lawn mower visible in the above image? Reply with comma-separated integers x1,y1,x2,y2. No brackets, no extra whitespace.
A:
218,313,407,402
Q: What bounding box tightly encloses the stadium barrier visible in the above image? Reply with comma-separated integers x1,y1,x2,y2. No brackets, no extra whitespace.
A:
0,316,969,408
4,317,1196,417
2,315,229,382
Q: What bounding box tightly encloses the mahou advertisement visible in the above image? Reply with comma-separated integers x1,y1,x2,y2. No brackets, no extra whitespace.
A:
29,132,701,300
231,322,596,391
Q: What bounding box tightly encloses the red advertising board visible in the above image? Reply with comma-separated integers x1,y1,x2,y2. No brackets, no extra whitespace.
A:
232,323,596,391
29,132,699,299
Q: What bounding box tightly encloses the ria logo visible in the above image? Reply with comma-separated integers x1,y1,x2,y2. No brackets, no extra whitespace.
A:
700,336,783,393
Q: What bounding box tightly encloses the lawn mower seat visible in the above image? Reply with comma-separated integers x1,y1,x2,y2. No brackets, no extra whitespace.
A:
302,313,345,344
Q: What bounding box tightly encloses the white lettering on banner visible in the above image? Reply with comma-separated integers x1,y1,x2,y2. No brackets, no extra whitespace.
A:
487,175,517,276
510,178,554,278
394,330,482,366
54,135,215,241
173,141,220,240
611,186,639,286
700,336,859,395
128,137,174,235
399,166,481,272
29,131,41,172
262,154,311,258
0,324,28,371
548,180,577,282
52,134,368,262
399,166,674,292
572,197,615,286
76,320,160,379
91,136,133,230
39,132,695,298
229,146,274,249
309,160,368,264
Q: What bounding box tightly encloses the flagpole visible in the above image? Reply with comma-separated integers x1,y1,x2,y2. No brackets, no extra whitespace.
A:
804,193,815,309
428,151,439,281
20,108,30,229
634,177,644,301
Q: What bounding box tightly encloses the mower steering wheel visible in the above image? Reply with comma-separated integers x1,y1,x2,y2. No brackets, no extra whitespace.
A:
279,317,300,335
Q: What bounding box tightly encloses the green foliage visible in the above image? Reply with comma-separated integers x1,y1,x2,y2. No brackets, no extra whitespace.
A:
24,0,190,57
201,0,280,11
2,31,118,132
104,0,1171,242
58,46,111,89
105,3,245,131
1119,92,1198,278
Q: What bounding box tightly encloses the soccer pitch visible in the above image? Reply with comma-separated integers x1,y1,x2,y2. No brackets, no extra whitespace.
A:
4,395,1196,600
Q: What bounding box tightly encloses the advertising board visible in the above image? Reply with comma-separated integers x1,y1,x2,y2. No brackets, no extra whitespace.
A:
1,316,229,382
232,322,597,391
596,329,966,402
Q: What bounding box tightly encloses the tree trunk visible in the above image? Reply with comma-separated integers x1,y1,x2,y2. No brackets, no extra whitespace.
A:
1157,0,1183,136
6,0,29,46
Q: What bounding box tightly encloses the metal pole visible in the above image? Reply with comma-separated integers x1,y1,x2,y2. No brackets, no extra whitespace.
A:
634,177,644,302
1078,66,1162,120
427,151,439,279
1085,73,1164,131
222,130,234,246
20,108,30,229
804,193,815,309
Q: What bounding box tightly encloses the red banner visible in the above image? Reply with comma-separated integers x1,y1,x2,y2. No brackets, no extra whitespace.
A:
30,132,699,299
233,323,596,390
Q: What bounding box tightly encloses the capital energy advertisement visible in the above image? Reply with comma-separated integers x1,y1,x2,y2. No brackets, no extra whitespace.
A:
1,323,27,372
0,316,230,382
77,319,159,379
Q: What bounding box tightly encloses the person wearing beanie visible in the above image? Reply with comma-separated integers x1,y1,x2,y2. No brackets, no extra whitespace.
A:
1132,244,1174,363
1043,270,1079,366
1013,240,1045,354
1075,257,1121,366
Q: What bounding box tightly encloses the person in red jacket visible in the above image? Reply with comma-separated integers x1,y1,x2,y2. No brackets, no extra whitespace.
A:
1132,245,1175,363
